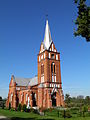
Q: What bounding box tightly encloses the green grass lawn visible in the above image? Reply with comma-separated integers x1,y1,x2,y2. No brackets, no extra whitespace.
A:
0,108,90,120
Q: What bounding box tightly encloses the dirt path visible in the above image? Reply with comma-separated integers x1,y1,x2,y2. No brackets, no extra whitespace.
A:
0,115,9,119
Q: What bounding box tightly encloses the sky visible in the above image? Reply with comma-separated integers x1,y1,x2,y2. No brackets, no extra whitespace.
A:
0,0,90,98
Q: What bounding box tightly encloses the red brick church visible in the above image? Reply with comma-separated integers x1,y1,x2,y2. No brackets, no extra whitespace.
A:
6,20,64,109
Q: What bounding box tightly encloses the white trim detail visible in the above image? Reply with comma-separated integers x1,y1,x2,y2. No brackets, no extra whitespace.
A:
44,53,45,59
49,53,50,58
41,55,43,60
39,56,40,62
56,54,58,60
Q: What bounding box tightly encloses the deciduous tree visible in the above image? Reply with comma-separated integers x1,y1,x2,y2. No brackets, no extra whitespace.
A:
74,0,90,41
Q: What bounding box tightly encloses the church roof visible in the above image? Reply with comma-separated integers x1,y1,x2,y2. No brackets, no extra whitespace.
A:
13,76,38,87
43,20,52,50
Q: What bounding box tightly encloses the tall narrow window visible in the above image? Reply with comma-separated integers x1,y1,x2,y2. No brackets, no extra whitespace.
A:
51,63,56,83
51,63,55,73
41,64,44,74
54,64,55,73
52,76,54,82
51,63,53,73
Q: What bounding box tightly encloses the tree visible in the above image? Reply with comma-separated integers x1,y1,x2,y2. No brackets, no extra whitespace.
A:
65,94,71,107
0,96,2,101
74,0,90,42
85,96,90,105
2,102,5,109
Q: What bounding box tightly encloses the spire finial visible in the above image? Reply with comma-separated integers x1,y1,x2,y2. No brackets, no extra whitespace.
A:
46,14,48,20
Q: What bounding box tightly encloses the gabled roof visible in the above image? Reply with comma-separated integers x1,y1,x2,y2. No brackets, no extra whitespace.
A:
13,76,38,87
43,20,52,50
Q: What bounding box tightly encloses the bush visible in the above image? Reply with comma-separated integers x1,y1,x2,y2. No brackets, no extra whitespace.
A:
26,108,30,112
10,108,15,111
2,102,5,109
17,103,22,111
22,104,27,112
62,110,72,118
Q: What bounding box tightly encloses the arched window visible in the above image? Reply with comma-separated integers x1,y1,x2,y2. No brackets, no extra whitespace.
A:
54,64,55,73
51,63,53,73
51,63,55,73
41,64,44,74
51,63,56,82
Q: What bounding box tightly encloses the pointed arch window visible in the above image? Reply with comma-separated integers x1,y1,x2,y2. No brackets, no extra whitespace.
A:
51,63,56,83
41,64,44,74
51,63,55,74
41,64,44,83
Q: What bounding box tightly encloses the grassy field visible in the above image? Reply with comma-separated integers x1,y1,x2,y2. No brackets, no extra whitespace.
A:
0,108,90,120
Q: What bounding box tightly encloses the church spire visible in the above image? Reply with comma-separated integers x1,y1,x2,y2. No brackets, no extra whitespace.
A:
43,20,52,50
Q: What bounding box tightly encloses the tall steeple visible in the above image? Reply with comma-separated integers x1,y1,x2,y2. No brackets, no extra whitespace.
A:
43,20,52,50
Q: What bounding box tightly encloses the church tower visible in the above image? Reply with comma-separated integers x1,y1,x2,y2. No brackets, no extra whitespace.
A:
37,20,64,108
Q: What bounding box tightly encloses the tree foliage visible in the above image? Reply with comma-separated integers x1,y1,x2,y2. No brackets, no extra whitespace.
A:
0,96,2,101
74,0,90,41
65,94,71,107
65,94,90,108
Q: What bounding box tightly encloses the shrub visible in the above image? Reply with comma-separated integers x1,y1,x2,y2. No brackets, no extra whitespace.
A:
62,110,72,118
10,108,15,111
30,108,34,112
33,109,39,114
26,108,30,112
2,102,5,109
17,103,22,111
22,104,27,112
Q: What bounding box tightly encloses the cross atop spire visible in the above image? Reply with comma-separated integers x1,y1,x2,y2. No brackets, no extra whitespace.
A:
43,20,52,50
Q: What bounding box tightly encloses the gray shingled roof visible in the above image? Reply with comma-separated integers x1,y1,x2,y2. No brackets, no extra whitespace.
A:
14,76,38,87
38,83,44,88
